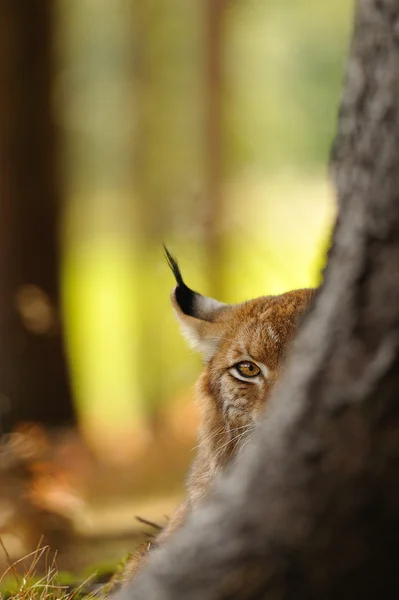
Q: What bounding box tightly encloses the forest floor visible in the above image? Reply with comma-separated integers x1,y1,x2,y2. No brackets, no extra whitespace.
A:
0,397,198,597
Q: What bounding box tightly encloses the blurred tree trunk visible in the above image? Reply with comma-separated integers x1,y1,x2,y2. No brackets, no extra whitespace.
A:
0,0,74,431
203,0,227,300
115,0,399,598
132,0,227,417
132,0,203,416
132,0,170,417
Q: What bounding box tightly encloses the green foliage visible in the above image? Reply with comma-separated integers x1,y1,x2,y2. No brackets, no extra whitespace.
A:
57,0,350,448
226,0,353,171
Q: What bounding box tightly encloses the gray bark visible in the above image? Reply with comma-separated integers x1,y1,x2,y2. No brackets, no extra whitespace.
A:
114,0,399,598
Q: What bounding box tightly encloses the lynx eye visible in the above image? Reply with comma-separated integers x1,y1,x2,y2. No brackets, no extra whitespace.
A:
235,361,261,378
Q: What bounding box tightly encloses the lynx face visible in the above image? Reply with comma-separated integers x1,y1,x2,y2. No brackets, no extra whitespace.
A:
196,291,313,437
111,255,315,586
166,248,314,485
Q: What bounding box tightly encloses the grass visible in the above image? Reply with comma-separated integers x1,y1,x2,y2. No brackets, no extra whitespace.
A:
0,541,102,600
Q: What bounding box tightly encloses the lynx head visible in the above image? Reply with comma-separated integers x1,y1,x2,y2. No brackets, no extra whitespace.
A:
165,247,314,477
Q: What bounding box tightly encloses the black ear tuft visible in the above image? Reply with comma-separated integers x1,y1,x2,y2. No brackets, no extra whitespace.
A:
163,245,197,317
163,245,184,287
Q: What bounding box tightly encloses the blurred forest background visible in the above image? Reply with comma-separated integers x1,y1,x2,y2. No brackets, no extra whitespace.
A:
0,0,353,583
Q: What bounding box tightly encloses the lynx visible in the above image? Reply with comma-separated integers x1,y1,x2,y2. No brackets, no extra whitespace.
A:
117,249,314,585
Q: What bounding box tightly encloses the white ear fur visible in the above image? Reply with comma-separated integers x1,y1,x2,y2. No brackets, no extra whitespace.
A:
171,289,224,361
194,294,225,319
178,319,220,362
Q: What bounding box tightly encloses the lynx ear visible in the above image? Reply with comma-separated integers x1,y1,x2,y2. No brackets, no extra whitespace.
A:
164,246,226,361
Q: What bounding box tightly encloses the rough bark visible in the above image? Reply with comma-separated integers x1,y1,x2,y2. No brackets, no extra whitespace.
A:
114,0,399,598
0,1,74,430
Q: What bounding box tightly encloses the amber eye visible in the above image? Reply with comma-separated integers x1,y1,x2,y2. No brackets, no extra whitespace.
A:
235,361,261,378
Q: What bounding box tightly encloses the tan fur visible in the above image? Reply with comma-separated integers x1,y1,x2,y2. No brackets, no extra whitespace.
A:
116,282,314,588
170,288,315,518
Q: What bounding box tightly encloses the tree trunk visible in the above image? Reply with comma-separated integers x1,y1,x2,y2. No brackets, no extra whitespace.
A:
203,0,226,300
114,0,399,598
0,0,75,430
